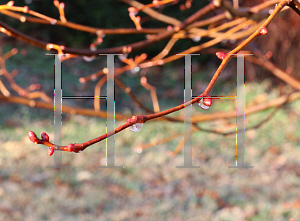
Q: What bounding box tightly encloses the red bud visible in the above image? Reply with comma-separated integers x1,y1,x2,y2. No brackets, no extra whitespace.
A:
41,132,49,142
48,147,54,156
28,131,39,144
259,27,267,35
127,115,137,124
203,96,212,107
216,52,227,60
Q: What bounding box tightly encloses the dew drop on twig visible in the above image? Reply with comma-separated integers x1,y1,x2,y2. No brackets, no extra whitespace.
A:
130,67,140,74
198,97,212,110
229,39,236,44
221,39,227,45
158,60,164,65
118,54,128,61
134,147,143,153
129,123,143,132
192,35,201,42
50,20,57,25
83,56,96,62
90,44,97,51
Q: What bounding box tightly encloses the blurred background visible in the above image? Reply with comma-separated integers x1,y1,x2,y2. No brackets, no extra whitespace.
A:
0,0,300,220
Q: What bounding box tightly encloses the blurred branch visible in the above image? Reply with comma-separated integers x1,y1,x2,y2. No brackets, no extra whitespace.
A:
287,0,300,16
249,46,300,90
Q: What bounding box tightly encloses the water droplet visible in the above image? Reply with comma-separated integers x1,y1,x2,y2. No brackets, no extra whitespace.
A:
198,97,212,110
213,0,221,7
20,16,26,22
83,56,96,62
96,30,106,38
131,67,140,74
129,123,143,132
90,44,96,51
158,60,164,65
46,44,53,50
50,20,57,25
132,11,138,16
192,35,201,42
118,54,128,60
221,39,227,46
91,74,97,81
229,39,236,44
134,147,143,153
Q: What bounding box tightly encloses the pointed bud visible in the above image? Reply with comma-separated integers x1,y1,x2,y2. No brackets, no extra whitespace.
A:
28,131,39,144
48,147,54,156
259,27,268,35
216,52,227,60
41,132,49,142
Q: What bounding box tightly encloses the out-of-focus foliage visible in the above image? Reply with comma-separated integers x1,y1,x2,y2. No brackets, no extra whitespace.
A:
0,0,207,53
